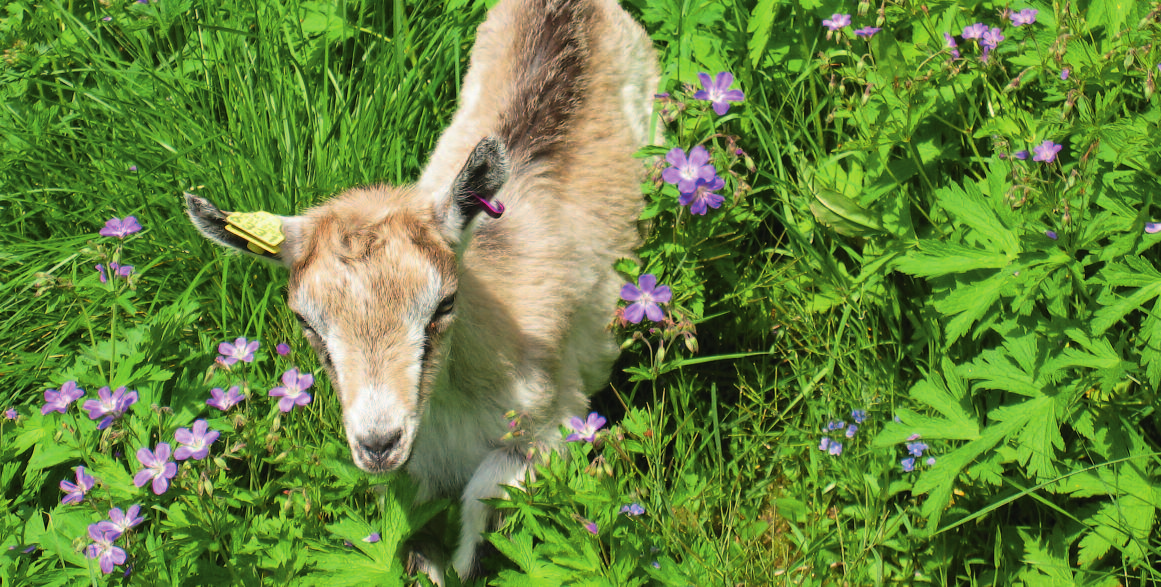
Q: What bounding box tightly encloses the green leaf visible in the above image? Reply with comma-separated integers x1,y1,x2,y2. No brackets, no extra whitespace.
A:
936,180,1019,253
895,241,1012,277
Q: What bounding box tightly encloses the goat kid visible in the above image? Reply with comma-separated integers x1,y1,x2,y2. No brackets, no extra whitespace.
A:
185,0,657,580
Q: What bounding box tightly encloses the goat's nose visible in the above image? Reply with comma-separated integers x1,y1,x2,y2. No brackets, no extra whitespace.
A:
359,430,403,462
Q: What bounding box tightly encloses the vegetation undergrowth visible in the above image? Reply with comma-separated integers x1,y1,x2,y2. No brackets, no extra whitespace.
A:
2,0,1160,584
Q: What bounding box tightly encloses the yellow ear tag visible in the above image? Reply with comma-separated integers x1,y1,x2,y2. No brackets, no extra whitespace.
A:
225,211,285,255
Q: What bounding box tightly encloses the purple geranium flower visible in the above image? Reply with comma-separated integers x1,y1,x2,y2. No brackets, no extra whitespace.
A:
269,368,314,412
620,274,671,323
961,23,988,40
582,519,599,535
85,524,126,574
81,386,138,430
854,26,881,39
1032,140,1063,163
275,343,291,356
565,412,606,443
363,532,381,543
1060,68,1070,80
980,27,1005,50
822,13,851,31
679,176,726,215
41,381,85,415
906,441,929,457
104,505,145,534
661,146,717,194
218,337,259,366
1013,150,1029,160
693,72,745,116
1009,8,1037,26
901,457,916,472
944,33,960,59
4,407,17,420
133,443,178,495
620,503,646,516
96,264,108,283
174,420,220,461
206,385,245,411
60,466,96,505
99,216,142,238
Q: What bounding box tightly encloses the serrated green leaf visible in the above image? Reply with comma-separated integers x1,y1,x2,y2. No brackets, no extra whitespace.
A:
895,241,1011,277
936,180,1019,252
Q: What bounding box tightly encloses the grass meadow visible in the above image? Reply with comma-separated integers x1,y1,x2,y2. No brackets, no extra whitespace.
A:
3,0,1161,584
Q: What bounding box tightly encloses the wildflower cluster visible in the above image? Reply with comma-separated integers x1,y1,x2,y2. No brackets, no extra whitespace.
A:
900,433,936,471
818,409,867,457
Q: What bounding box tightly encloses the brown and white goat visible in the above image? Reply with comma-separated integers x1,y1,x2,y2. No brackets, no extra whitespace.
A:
186,0,657,579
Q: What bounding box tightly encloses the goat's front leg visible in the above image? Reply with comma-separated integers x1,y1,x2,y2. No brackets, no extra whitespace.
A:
451,446,531,579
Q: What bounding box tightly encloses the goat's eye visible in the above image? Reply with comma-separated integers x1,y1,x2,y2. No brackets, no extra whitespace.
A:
434,294,456,319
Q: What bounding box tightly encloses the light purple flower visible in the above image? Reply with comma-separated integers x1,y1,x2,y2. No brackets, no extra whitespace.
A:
845,424,858,438
1061,68,1070,80
96,264,108,283
854,26,881,39
1013,150,1029,160
4,408,16,420
128,165,137,172
217,337,259,366
693,72,745,116
620,503,646,516
565,412,607,443
961,23,988,40
275,343,291,356
906,441,929,457
1046,230,1058,240
679,176,726,215
620,274,671,323
661,146,717,194
907,433,922,441
828,441,843,456
99,216,142,238
104,505,145,534
582,519,599,535
1009,8,1037,26
269,368,314,412
174,420,220,461
111,262,133,278
81,386,138,430
901,457,916,472
826,420,845,431
819,437,831,451
980,27,1005,50
133,443,178,495
822,13,851,31
363,532,381,543
944,33,960,59
851,409,867,424
85,524,126,575
1032,140,1063,163
1146,222,1161,234
206,385,245,411
60,466,96,505
41,381,84,415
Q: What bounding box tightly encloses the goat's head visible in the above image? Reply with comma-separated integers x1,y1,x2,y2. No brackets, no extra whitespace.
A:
185,137,509,473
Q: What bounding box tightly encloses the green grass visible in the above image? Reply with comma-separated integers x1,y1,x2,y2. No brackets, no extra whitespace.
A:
3,0,1161,585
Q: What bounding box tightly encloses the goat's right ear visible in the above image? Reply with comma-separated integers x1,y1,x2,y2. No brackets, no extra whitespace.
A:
184,193,302,267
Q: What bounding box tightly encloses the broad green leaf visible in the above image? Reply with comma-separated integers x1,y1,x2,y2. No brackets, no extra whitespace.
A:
895,241,1012,277
936,180,1019,253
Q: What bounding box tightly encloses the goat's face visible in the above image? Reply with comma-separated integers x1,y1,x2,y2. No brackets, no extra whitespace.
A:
287,207,457,473
184,136,509,475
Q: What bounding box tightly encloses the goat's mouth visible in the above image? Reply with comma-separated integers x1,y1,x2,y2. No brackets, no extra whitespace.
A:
348,428,413,474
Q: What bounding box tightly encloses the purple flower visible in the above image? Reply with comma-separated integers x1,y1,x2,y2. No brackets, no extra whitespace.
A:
85,524,126,575
99,216,142,238
980,27,1005,50
906,441,929,457
845,424,858,438
1146,222,1161,234
620,274,672,323
1060,68,1070,80
4,408,16,420
826,420,845,431
944,33,960,59
822,13,851,31
128,165,137,172
819,437,831,451
133,443,178,495
1009,8,1037,26
275,343,291,356
901,457,916,472
926,456,937,466
363,532,381,543
60,466,96,505
217,337,259,366
96,264,108,283
582,519,599,535
1032,140,1063,163
207,385,245,411
111,263,133,278
828,441,843,456
1046,230,1058,240
854,26,881,39
105,505,145,534
907,433,922,441
961,23,988,40
81,386,138,430
693,72,745,116
620,503,646,516
174,420,220,461
1013,150,1029,160
269,368,314,412
41,381,85,415
679,176,726,215
661,146,717,194
565,412,607,443
851,409,867,424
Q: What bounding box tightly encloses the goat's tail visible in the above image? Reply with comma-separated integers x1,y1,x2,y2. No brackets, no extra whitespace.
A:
494,0,591,163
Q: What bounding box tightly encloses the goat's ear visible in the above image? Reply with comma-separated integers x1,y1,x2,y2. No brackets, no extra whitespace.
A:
438,136,510,242
184,193,303,267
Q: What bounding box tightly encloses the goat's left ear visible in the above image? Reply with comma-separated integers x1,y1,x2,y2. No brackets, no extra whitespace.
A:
439,136,510,241
184,192,304,268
